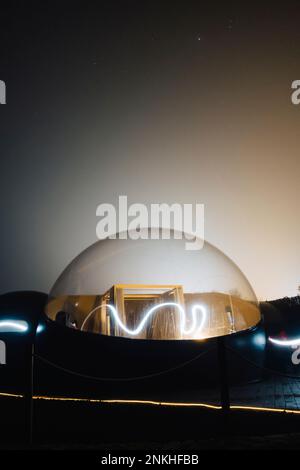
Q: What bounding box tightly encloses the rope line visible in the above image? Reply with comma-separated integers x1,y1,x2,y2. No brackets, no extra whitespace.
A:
34,346,215,382
225,344,300,381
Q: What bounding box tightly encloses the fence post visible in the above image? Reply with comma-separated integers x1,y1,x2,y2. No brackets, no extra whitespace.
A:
24,342,34,445
217,336,230,426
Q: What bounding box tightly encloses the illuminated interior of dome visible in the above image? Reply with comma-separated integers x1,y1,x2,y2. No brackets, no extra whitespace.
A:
45,230,261,341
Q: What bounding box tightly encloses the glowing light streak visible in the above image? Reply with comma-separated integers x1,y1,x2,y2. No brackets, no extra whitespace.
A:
268,337,300,347
3,391,300,415
0,391,23,398
0,320,28,333
81,302,207,338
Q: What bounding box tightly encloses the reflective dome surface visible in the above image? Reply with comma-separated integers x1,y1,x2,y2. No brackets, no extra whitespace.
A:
46,229,260,340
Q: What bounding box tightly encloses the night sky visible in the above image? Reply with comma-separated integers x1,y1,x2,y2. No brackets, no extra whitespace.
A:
0,1,299,300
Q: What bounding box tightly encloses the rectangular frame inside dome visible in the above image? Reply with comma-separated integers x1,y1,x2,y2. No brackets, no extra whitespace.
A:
105,284,185,339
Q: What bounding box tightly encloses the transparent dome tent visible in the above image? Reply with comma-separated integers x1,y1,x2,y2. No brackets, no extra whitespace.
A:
45,229,260,341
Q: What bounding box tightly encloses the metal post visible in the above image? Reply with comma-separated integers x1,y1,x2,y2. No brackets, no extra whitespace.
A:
217,336,230,426
24,342,34,445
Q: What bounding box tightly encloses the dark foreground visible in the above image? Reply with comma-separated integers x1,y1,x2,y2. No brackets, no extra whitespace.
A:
2,395,300,450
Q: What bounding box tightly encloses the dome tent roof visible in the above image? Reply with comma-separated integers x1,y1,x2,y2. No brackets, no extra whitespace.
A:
46,229,260,341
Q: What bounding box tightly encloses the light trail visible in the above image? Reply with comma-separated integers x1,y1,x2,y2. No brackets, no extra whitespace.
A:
2,391,300,415
81,302,207,338
268,337,300,347
0,320,28,333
